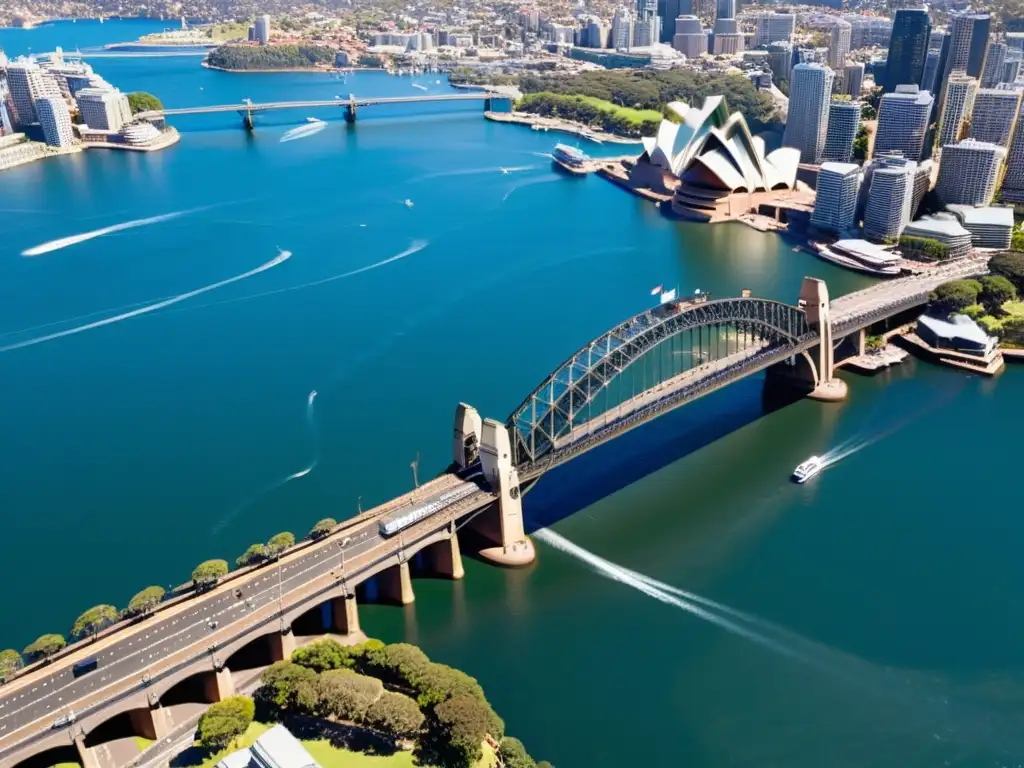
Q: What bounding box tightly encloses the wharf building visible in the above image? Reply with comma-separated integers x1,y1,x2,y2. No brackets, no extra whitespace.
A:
783,63,834,164
874,85,933,162
946,204,1015,248
935,139,1006,206
937,74,978,151
35,95,73,148
822,100,861,163
902,214,975,260
754,13,794,46
672,16,707,57
968,87,1023,148
811,161,861,234
884,8,930,92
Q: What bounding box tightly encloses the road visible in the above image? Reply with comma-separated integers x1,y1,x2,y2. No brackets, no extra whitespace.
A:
0,476,478,759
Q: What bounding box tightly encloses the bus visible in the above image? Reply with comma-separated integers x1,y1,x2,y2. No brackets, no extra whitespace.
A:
72,657,99,678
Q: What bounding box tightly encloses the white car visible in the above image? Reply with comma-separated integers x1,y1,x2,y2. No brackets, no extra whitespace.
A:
52,710,76,728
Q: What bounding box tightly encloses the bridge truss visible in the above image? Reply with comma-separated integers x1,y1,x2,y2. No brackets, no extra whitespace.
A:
507,297,814,471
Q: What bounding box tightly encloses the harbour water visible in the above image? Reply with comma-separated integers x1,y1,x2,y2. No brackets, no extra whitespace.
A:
2,21,1024,767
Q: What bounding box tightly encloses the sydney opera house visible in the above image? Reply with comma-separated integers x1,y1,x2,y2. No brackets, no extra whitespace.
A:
626,96,801,220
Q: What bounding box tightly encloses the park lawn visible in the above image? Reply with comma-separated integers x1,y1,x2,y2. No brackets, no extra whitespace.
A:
185,722,496,768
567,95,663,126
975,299,1024,331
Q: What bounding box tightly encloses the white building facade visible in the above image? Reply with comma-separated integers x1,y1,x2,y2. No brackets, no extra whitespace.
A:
783,63,835,164
936,139,1006,206
812,162,861,233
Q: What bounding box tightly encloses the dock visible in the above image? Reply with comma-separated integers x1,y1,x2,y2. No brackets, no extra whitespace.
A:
837,344,909,373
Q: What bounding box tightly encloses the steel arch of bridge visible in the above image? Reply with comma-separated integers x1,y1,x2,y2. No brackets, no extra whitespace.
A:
506,297,815,468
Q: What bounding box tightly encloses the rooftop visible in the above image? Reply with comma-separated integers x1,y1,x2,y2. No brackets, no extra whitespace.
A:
834,239,899,262
904,213,972,239
945,204,1015,227
820,161,860,175
918,314,993,346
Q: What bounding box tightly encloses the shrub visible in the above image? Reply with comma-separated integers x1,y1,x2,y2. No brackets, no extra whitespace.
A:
126,92,163,114
316,668,383,721
499,737,537,768
197,696,255,748
0,649,23,681
71,605,118,640
255,661,319,715
1000,315,1024,345
929,279,982,315
266,531,295,558
192,559,229,588
979,275,1017,313
414,663,486,709
292,638,350,672
364,691,425,740
959,304,986,320
990,251,1024,293
309,518,336,539
235,543,267,568
123,586,165,618
364,643,431,688
23,634,66,661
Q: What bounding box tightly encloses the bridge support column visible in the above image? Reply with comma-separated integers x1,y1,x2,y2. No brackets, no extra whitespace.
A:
857,328,866,356
202,666,236,702
344,103,357,123
799,277,848,402
378,561,415,605
329,593,365,640
423,530,465,579
453,402,482,470
128,705,172,740
475,418,535,567
270,629,297,662
75,736,101,768
242,110,254,132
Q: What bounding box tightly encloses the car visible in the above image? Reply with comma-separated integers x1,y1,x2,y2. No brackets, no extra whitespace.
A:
52,710,76,729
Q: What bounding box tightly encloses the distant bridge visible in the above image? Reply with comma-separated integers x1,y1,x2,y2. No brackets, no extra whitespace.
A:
0,256,988,768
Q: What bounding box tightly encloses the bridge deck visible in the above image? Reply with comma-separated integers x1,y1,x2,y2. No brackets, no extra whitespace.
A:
141,93,492,119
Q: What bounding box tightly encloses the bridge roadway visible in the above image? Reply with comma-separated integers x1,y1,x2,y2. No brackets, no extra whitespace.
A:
0,474,493,764
137,93,490,120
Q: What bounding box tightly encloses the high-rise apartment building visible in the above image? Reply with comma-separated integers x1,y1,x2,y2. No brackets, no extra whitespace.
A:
254,15,271,45
844,63,864,96
812,162,861,233
884,9,930,92
612,7,635,49
76,87,132,132
874,85,933,161
766,41,793,85
981,41,1008,87
937,73,978,150
969,87,1023,147
997,105,1024,202
658,0,684,43
4,61,47,127
862,157,917,240
672,16,707,57
754,13,794,46
783,63,834,164
823,101,861,163
847,16,893,50
829,21,852,70
920,50,941,94
935,139,1006,205
35,95,74,148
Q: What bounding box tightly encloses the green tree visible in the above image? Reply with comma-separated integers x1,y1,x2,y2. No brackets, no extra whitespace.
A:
990,251,1024,293
0,649,23,681
499,737,537,768
23,634,66,661
852,124,870,161
364,643,432,688
71,605,118,640
192,559,229,589
979,275,1017,313
126,92,163,114
206,43,336,70
536,762,555,768
1000,315,1024,345
309,518,336,539
365,691,425,740
414,663,486,710
123,586,165,619
1011,229,1024,252
197,696,255,748
315,668,383,721
235,543,267,568
292,638,352,672
255,661,319,715
929,279,983,315
429,694,492,768
266,531,295,559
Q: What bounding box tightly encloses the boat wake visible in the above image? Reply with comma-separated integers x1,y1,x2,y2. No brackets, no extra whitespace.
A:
280,122,328,143
0,250,292,354
21,207,208,256
502,175,561,202
409,165,537,183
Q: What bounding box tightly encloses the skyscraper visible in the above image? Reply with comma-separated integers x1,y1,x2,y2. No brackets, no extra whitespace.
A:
711,0,741,54
981,41,1008,87
658,0,683,43
672,16,707,57
754,13,794,46
783,63,834,164
4,61,48,127
920,50,941,94
937,73,978,150
997,105,1024,202
76,87,131,132
935,139,1005,205
844,63,864,97
254,15,271,45
966,15,991,78
35,95,73,148
863,162,916,241
829,21,852,70
969,87,1023,147
884,9,930,92
823,101,861,163
612,7,635,50
874,85,934,161
812,162,861,233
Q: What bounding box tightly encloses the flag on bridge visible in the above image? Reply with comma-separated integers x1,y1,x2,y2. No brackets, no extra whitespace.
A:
650,285,663,296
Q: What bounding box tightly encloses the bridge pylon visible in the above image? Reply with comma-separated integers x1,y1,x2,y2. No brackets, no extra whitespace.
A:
473,417,535,566
453,403,482,470
797,277,848,401
345,94,357,124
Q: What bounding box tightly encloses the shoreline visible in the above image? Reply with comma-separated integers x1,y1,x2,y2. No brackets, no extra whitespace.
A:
202,61,385,74
484,110,643,145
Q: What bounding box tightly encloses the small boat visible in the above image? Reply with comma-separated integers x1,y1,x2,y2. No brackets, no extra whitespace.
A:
306,116,323,123
435,79,441,84
404,199,414,207
500,167,510,174
792,456,823,484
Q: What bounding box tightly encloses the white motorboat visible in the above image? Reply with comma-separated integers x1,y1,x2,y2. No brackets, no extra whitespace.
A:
404,199,414,207
792,456,823,484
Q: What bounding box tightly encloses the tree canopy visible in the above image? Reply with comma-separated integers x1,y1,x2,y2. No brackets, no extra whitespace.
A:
0,649,23,681
365,691,425,741
126,92,163,114
430,694,492,768
316,668,383,721
499,737,537,768
990,251,1024,294
207,43,336,70
266,531,295,558
929,279,983,315
192,559,229,587
197,696,255,748
309,518,336,539
256,661,319,715
123,586,165,618
979,275,1017,313
291,637,353,673
236,543,267,568
71,604,118,640
23,633,66,661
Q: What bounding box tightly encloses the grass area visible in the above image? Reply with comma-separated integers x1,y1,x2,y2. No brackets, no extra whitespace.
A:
570,95,664,125
972,299,1024,331
134,735,155,752
206,22,252,41
177,722,496,768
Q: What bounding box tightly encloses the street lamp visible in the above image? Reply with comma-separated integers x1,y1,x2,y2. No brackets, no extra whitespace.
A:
338,536,352,593
410,451,420,490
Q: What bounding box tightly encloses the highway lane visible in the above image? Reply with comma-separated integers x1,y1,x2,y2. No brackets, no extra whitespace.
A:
0,479,474,750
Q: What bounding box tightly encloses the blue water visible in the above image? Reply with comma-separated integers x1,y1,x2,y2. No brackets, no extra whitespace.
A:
3,21,1024,768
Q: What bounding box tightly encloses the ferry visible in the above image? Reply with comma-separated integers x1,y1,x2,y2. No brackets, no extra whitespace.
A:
552,143,590,174
811,240,901,277
791,456,823,484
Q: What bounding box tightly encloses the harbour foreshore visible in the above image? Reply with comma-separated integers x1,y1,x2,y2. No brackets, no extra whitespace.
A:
484,110,644,145
202,61,385,74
